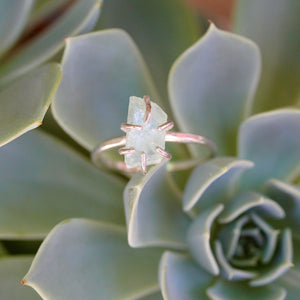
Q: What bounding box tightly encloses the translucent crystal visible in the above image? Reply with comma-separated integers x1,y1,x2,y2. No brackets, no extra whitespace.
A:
125,96,167,168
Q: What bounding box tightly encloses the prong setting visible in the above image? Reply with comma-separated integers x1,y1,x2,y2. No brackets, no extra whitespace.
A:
143,95,152,124
121,123,142,132
157,121,174,132
156,146,172,159
119,148,136,155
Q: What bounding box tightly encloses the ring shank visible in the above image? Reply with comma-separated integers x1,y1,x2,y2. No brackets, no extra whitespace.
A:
92,132,216,174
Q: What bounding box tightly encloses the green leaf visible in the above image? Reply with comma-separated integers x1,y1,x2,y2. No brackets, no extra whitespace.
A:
24,219,163,300
0,0,101,86
97,0,200,113
0,256,40,300
187,204,224,276
214,241,257,280
266,179,300,236
53,29,160,151
218,191,285,224
207,279,286,300
0,63,61,147
250,229,293,286
124,160,191,249
0,130,125,239
183,157,253,214
233,0,300,113
0,0,33,57
159,251,212,300
238,109,300,188
169,24,261,156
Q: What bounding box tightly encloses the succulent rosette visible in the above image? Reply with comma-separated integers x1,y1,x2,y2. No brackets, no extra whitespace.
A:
0,0,299,299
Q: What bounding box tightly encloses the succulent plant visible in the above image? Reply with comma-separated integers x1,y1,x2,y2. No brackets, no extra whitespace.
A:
0,0,101,147
0,0,299,299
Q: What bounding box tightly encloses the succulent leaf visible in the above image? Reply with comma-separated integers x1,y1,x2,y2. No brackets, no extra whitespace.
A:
53,29,160,151
159,251,212,300
217,191,285,224
24,219,163,300
183,157,253,213
234,0,300,113
266,179,300,236
207,279,286,300
169,23,261,156
97,0,200,114
187,204,224,275
238,109,300,188
0,256,40,300
0,0,33,57
0,0,101,86
0,63,61,147
0,130,125,239
124,160,190,249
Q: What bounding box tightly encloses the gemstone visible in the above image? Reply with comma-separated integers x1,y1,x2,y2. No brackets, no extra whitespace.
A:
125,96,167,169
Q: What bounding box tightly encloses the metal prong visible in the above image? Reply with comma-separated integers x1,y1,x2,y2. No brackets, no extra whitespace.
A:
156,147,172,159
119,148,136,155
143,95,152,124
141,152,147,175
157,121,174,131
120,123,143,132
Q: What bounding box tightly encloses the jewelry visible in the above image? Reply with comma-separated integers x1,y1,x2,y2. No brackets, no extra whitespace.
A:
92,95,217,175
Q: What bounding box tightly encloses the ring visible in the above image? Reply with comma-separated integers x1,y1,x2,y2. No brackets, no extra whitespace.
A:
92,95,217,175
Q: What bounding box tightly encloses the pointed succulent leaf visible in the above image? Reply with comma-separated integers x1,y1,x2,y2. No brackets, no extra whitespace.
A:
266,179,300,236
0,0,101,86
0,0,33,57
0,256,40,300
124,160,190,249
0,130,125,239
207,279,286,300
159,251,212,300
250,213,279,264
24,219,163,300
250,228,293,287
238,109,300,188
214,241,257,281
234,0,300,113
53,29,160,151
217,215,250,259
187,204,224,276
169,23,261,156
98,0,200,112
183,157,253,214
218,191,285,224
0,63,61,147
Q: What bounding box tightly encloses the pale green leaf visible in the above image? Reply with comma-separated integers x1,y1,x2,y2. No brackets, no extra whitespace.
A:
24,219,163,300
124,160,190,249
159,251,212,300
0,0,33,57
187,204,224,276
207,279,286,300
183,157,253,214
0,256,40,300
0,63,61,147
234,0,300,113
0,0,101,86
238,109,300,188
0,130,125,239
266,179,300,237
97,0,200,113
218,191,285,224
169,24,261,156
53,29,160,151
